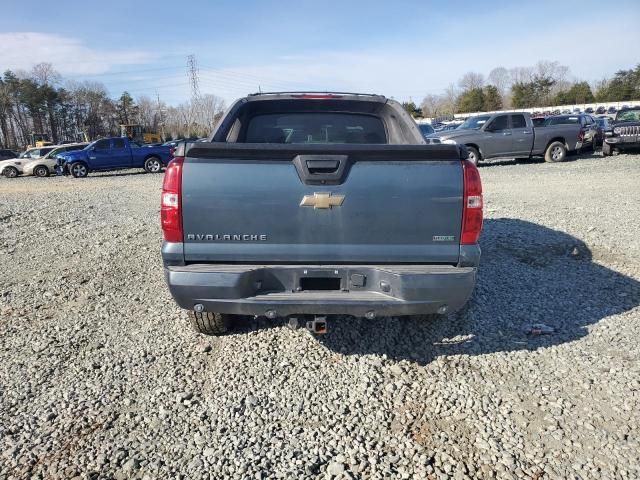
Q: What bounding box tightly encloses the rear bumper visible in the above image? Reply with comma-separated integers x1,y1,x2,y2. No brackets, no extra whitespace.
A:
164,263,477,317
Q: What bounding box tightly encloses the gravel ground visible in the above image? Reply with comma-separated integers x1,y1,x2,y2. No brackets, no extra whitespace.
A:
1,152,639,480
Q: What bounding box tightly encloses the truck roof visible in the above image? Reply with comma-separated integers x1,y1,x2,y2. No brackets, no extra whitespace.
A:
244,91,387,102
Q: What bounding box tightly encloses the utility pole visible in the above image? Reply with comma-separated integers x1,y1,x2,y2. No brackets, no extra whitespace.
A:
156,91,166,141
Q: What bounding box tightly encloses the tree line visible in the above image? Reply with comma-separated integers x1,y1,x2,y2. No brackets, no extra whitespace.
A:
416,61,640,117
0,63,226,149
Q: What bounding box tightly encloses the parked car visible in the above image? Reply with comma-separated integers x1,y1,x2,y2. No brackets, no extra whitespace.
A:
0,148,19,161
428,111,593,164
57,137,173,177
22,143,89,177
594,117,612,146
417,123,434,136
602,107,640,156
584,107,594,114
162,92,482,335
596,106,606,115
561,109,572,114
607,106,617,114
435,122,462,132
572,108,581,114
0,146,58,178
417,123,442,144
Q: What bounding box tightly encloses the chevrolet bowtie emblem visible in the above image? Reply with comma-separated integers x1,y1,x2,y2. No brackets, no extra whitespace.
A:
300,192,345,209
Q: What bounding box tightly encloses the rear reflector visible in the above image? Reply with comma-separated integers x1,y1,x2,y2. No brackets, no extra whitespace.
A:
161,156,184,242
461,159,483,245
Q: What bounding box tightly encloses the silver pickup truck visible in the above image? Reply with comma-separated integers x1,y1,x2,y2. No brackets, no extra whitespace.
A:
161,92,483,335
429,112,597,164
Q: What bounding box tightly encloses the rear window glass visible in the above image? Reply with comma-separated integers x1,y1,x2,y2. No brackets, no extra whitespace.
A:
544,116,580,126
244,113,387,144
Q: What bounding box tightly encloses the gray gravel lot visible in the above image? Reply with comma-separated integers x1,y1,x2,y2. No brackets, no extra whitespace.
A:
1,152,639,479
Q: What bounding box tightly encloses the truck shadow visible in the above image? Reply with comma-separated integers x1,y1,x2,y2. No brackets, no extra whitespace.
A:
313,218,640,365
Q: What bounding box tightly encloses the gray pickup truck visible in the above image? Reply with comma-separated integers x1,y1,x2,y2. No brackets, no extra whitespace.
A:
161,92,483,335
429,111,596,164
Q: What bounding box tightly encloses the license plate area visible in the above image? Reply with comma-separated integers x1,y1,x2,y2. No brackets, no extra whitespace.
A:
298,269,344,291
300,276,341,291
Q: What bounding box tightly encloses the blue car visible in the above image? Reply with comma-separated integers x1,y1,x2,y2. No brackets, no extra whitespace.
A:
57,137,173,178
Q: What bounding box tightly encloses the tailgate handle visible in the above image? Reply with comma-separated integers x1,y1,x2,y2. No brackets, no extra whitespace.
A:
306,159,339,173
293,155,351,185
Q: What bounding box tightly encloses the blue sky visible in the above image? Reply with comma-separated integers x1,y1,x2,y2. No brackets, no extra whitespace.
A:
2,0,639,106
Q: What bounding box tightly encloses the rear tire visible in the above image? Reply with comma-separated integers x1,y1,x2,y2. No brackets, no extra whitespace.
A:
465,146,481,166
2,166,19,178
602,142,612,156
34,165,49,177
144,156,163,173
189,311,231,335
544,141,567,162
70,162,88,178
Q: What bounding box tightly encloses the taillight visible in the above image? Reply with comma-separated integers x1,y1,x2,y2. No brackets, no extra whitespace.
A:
291,94,342,99
461,159,483,245
169,147,175,158
161,156,184,242
578,129,585,141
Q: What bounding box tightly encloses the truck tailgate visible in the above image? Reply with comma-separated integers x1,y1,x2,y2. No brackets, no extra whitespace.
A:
181,144,463,264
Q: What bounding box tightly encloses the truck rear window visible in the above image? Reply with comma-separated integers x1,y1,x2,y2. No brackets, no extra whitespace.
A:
244,113,387,144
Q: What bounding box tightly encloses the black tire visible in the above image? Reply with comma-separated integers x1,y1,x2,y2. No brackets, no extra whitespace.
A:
144,156,163,173
465,146,481,165
189,311,231,335
2,166,19,178
70,162,88,178
544,141,567,163
34,165,49,177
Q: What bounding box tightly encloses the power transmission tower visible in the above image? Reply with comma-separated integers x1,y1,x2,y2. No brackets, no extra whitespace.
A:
187,54,201,134
187,54,201,102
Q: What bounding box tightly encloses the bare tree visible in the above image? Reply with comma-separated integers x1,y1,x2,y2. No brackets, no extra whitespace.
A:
509,66,534,84
535,60,569,83
31,63,61,86
420,94,442,118
443,83,459,114
458,72,484,92
137,95,158,132
487,67,511,95
197,94,225,133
